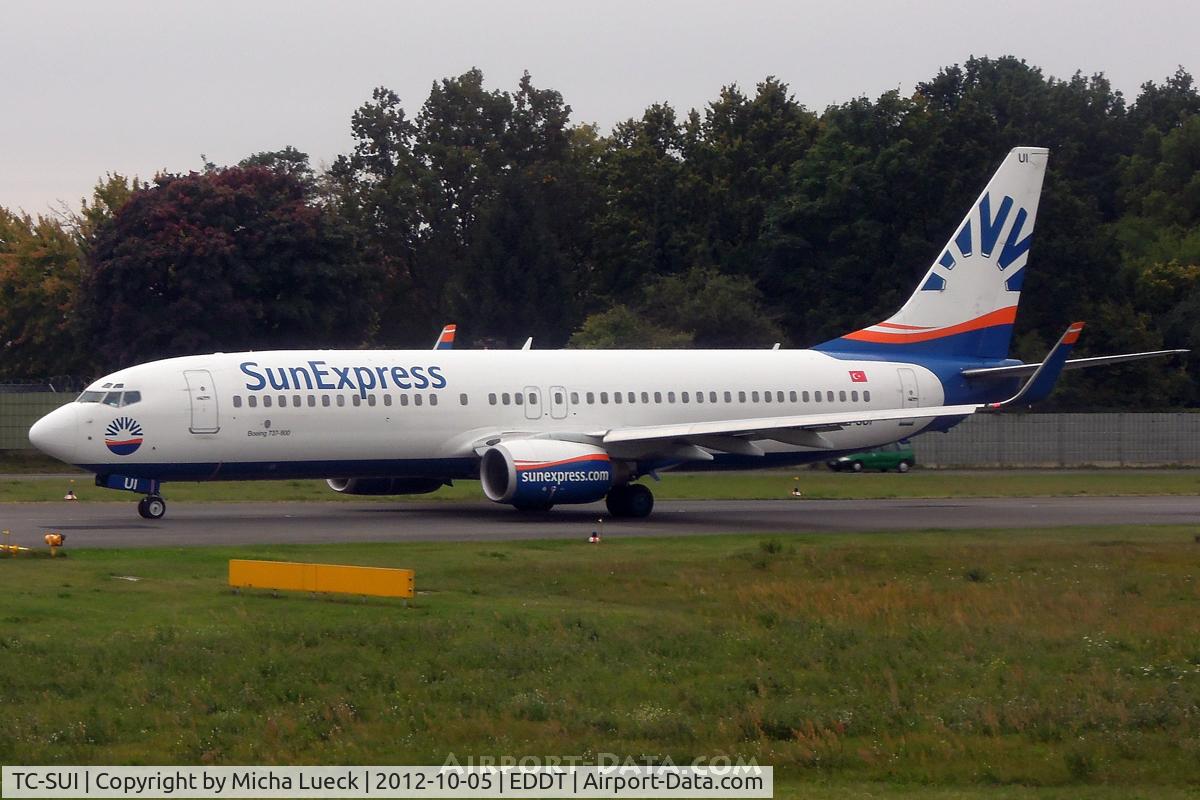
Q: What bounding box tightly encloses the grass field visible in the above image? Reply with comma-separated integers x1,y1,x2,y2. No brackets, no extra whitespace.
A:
2,525,1199,798
3,468,1200,504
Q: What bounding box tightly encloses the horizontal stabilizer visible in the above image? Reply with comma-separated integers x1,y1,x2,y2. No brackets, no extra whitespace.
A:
963,348,1188,380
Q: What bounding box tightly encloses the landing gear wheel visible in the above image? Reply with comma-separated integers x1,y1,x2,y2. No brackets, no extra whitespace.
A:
897,461,911,473
624,483,654,518
606,483,655,518
851,461,864,473
139,495,166,520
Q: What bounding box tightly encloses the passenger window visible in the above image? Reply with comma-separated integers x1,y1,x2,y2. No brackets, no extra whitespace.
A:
667,392,676,403
710,391,718,403
738,391,746,403
102,392,122,407
777,391,785,403
414,394,423,407
627,392,635,404
264,396,273,408
570,392,580,405
724,391,732,403
752,391,760,402
293,396,301,407
528,393,537,405
827,391,834,402
502,393,511,405
514,392,524,406
696,391,703,404
864,390,871,402
763,391,772,403
802,391,809,402
248,395,258,408
233,396,242,408
654,392,662,403
681,392,689,403
554,392,563,404
614,392,622,404
307,395,316,407
384,395,392,407
400,394,409,407
586,392,595,404
322,395,331,407
430,394,438,406
851,391,859,401
813,392,821,403
336,395,345,407
489,392,497,405
600,392,609,404
839,391,847,402
352,395,362,407
789,391,797,402
461,393,469,406
641,392,649,404
367,395,377,407
278,395,287,407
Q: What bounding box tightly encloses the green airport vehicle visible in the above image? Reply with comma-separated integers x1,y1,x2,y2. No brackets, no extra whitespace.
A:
827,441,915,473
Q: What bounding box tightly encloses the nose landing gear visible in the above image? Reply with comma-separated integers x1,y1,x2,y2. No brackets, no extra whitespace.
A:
97,475,167,520
137,495,167,520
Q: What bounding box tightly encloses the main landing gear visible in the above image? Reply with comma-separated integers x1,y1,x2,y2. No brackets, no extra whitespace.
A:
137,495,166,520
606,483,654,519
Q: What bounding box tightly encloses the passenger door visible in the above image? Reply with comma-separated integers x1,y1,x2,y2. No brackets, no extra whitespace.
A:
897,368,919,427
183,369,220,434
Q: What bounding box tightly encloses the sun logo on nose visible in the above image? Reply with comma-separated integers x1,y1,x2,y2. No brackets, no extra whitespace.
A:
104,416,144,456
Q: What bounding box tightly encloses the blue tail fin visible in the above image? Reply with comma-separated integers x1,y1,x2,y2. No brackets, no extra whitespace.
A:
816,147,1049,361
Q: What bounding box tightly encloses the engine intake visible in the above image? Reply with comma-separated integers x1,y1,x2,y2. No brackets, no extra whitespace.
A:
480,440,613,508
326,477,448,496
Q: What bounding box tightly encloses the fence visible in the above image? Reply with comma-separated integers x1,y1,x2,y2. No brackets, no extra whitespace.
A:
0,392,73,450
913,413,1200,467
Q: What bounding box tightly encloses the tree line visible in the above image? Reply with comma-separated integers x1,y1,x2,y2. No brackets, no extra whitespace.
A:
1,56,1197,409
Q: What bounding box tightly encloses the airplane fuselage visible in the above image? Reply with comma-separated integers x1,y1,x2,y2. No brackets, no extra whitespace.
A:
34,349,954,482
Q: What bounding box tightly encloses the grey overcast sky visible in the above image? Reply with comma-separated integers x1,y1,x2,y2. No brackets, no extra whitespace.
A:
2,0,1196,215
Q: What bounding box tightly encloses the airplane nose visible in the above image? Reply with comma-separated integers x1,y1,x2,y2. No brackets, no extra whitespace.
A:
29,404,78,463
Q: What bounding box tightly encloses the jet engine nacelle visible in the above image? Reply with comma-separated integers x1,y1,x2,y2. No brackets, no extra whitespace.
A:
480,439,614,508
326,477,448,496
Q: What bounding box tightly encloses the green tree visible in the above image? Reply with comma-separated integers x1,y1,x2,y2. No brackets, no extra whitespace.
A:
80,167,379,369
0,210,86,379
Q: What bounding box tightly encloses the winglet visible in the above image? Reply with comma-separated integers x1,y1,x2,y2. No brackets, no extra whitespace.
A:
986,321,1084,409
434,324,457,350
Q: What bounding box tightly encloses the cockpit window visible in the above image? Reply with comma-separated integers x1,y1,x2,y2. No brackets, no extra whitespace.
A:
78,389,141,406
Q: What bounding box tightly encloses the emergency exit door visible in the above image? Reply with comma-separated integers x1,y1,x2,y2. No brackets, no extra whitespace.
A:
183,369,220,434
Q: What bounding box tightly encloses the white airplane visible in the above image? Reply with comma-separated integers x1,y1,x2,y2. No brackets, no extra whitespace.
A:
29,147,1184,520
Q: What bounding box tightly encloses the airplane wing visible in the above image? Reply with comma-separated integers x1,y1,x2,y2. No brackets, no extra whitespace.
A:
433,324,457,350
596,404,980,454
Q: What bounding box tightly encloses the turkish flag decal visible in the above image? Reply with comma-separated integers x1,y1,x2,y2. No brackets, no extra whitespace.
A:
849,370,867,383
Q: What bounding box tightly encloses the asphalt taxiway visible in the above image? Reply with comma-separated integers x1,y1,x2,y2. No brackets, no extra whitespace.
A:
0,496,1196,548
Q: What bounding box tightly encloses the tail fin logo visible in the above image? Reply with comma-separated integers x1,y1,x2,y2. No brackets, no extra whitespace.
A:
924,193,1033,295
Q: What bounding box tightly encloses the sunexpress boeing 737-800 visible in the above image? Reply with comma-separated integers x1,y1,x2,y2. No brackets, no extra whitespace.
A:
28,147,1186,520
